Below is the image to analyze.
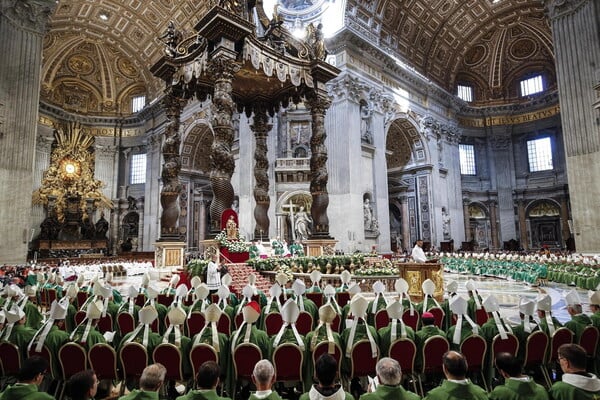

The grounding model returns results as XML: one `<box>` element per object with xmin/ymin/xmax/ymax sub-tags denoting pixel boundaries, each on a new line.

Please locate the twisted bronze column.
<box><xmin>306</xmin><ymin>94</ymin><xmax>332</xmax><ymax>238</ymax></box>
<box><xmin>207</xmin><ymin>57</ymin><xmax>240</xmax><ymax>233</ymax></box>
<box><xmin>250</xmin><ymin>104</ymin><xmax>272</xmax><ymax>238</ymax></box>
<box><xmin>160</xmin><ymin>93</ymin><xmax>187</xmax><ymax>240</ymax></box>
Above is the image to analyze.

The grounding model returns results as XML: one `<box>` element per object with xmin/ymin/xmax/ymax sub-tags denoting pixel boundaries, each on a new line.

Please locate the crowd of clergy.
<box><xmin>2</xmin><ymin>265</ymin><xmax>600</xmax><ymax>400</ymax></box>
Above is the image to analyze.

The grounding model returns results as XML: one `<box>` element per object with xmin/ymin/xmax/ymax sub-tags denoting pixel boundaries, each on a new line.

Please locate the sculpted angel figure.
<box><xmin>306</xmin><ymin>22</ymin><xmax>327</xmax><ymax>60</ymax></box>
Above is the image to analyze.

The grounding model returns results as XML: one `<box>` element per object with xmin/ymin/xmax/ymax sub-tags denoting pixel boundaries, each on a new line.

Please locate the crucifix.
<box><xmin>281</xmin><ymin>200</ymin><xmax>298</xmax><ymax>241</ymax></box>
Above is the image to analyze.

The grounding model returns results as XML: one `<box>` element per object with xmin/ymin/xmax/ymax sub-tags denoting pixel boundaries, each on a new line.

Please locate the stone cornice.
<box><xmin>0</xmin><ymin>0</ymin><xmax>56</xmax><ymax>34</ymax></box>
<box><xmin>543</xmin><ymin>0</ymin><xmax>589</xmax><ymax>20</ymax></box>
<box><xmin>458</xmin><ymin>90</ymin><xmax>560</xmax><ymax>117</ymax></box>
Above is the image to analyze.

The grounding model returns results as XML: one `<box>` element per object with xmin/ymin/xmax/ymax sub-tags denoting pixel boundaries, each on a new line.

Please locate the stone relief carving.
<box><xmin>0</xmin><ymin>0</ymin><xmax>56</xmax><ymax>34</ymax></box>
<box><xmin>543</xmin><ymin>0</ymin><xmax>588</xmax><ymax>19</ymax></box>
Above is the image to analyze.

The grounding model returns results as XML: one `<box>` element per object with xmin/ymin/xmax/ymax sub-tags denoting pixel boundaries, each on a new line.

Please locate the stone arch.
<box><xmin>385</xmin><ymin>116</ymin><xmax>430</xmax><ymax>171</ymax></box>
<box><xmin>468</xmin><ymin>202</ymin><xmax>491</xmax><ymax>250</ymax></box>
<box><xmin>277</xmin><ymin>190</ymin><xmax>312</xmax><ymax>243</ymax></box>
<box><xmin>526</xmin><ymin>199</ymin><xmax>562</xmax><ymax>248</ymax></box>
<box><xmin>181</xmin><ymin>122</ymin><xmax>213</xmax><ymax>173</ymax></box>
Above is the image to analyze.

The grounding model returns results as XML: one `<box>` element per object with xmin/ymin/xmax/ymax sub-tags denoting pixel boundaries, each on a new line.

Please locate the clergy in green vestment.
<box><xmin>143</xmin><ymin>283</ymin><xmax>168</xmax><ymax>335</ymax></box>
<box><xmin>465</xmin><ymin>279</ymin><xmax>484</xmax><ymax>323</ymax></box>
<box><xmin>119</xmin><ymin>305</ymin><xmax>163</xmax><ymax>360</ymax></box>
<box><xmin>69</xmin><ymin>299</ymin><xmax>106</xmax><ymax>350</ymax></box>
<box><xmin>378</xmin><ymin>300</ymin><xmax>415</xmax><ymax>358</ymax></box>
<box><xmin>367</xmin><ymin>281</ymin><xmax>389</xmax><ymax>326</ymax></box>
<box><xmin>307</xmin><ymin>270</ymin><xmax>323</xmax><ymax>294</ymax></box>
<box><xmin>550</xmin><ymin>343</ymin><xmax>600</xmax><ymax>400</ymax></box>
<box><xmin>118</xmin><ymin>363</ymin><xmax>166</xmax><ymax>400</ymax></box>
<box><xmin>4</xmin><ymin>284</ymin><xmax>43</xmax><ymax>330</ymax></box>
<box><xmin>247</xmin><ymin>273</ymin><xmax>268</xmax><ymax>307</ymax></box>
<box><xmin>341</xmin><ymin>294</ymin><xmax>380</xmax><ymax>378</ymax></box>
<box><xmin>563</xmin><ymin>290</ymin><xmax>592</xmax><ymax>342</ymax></box>
<box><xmin>511</xmin><ymin>298</ymin><xmax>539</xmax><ymax>361</ymax></box>
<box><xmin>191</xmin><ymin>304</ymin><xmax>230</xmax><ymax>389</ymax></box>
<box><xmin>0</xmin><ymin>356</ymin><xmax>54</xmax><ymax>400</ymax></box>
<box><xmin>249</xmin><ymin>360</ymin><xmax>283</xmax><ymax>400</ymax></box>
<box><xmin>446</xmin><ymin>295</ymin><xmax>479</xmax><ymax>351</ymax></box>
<box><xmin>162</xmin><ymin>305</ymin><xmax>192</xmax><ymax>377</ymax></box>
<box><xmin>536</xmin><ymin>294</ymin><xmax>561</xmax><ymax>338</ymax></box>
<box><xmin>176</xmin><ymin>360</ymin><xmax>232</xmax><ymax>400</ymax></box>
<box><xmin>423</xmin><ymin>351</ymin><xmax>487</xmax><ymax>400</ymax></box>
<box><xmin>359</xmin><ymin>357</ymin><xmax>420</xmax><ymax>400</ymax></box>
<box><xmin>28</xmin><ymin>298</ymin><xmax>70</xmax><ymax>378</ymax></box>
<box><xmin>260</xmin><ymin>283</ymin><xmax>283</xmax><ymax>331</ymax></box>
<box><xmin>292</xmin><ymin>279</ymin><xmax>318</xmax><ymax>326</ymax></box>
<box><xmin>489</xmin><ymin>352</ymin><xmax>548</xmax><ymax>400</ymax></box>
<box><xmin>1</xmin><ymin>304</ymin><xmax>36</xmax><ymax>361</ymax></box>
<box><xmin>414</xmin><ymin>312</ymin><xmax>445</xmax><ymax>370</ymax></box>
<box><xmin>300</xmin><ymin>353</ymin><xmax>354</xmax><ymax>400</ymax></box>
<box><xmin>271</xmin><ymin>298</ymin><xmax>306</xmax><ymax>349</ymax></box>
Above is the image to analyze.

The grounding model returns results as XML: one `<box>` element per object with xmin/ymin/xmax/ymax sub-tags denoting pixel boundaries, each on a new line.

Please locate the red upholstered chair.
<box><xmin>374</xmin><ymin>309</ymin><xmax>390</xmax><ymax>331</ymax></box>
<box><xmin>46</xmin><ymin>288</ymin><xmax>58</xmax><ymax>307</ymax></box>
<box><xmin>428</xmin><ymin>307</ymin><xmax>445</xmax><ymax>328</ymax></box>
<box><xmin>336</xmin><ymin>292</ymin><xmax>351</xmax><ymax>308</ymax></box>
<box><xmin>76</xmin><ymin>291</ymin><xmax>89</xmax><ymax>309</ymax></box>
<box><xmin>233</xmin><ymin>343</ymin><xmax>263</xmax><ymax>399</ymax></box>
<box><xmin>186</xmin><ymin>312</ymin><xmax>206</xmax><ymax>337</ymax></box>
<box><xmin>0</xmin><ymin>342</ymin><xmax>21</xmax><ymax>379</ymax></box>
<box><xmin>312</xmin><ymin>342</ymin><xmax>342</xmax><ymax>380</ymax></box>
<box><xmin>74</xmin><ymin>310</ymin><xmax>86</xmax><ymax>326</ymax></box>
<box><xmin>97</xmin><ymin>313</ymin><xmax>113</xmax><ymax>333</ymax></box>
<box><xmin>217</xmin><ymin>313</ymin><xmax>231</xmax><ymax>335</ymax></box>
<box><xmin>273</xmin><ymin>343</ymin><xmax>304</xmax><ymax>384</ymax></box>
<box><xmin>28</xmin><ymin>345</ymin><xmax>55</xmax><ymax>379</ymax></box>
<box><xmin>117</xmin><ymin>312</ymin><xmax>136</xmax><ymax>335</ymax></box>
<box><xmin>331</xmin><ymin>314</ymin><xmax>341</xmax><ymax>333</ymax></box>
<box><xmin>523</xmin><ymin>330</ymin><xmax>550</xmax><ymax>388</ymax></box>
<box><xmin>349</xmin><ymin>340</ymin><xmax>379</xmax><ymax>379</ymax></box>
<box><xmin>211</xmin><ymin>294</ymin><xmax>220</xmax><ymax>304</ymax></box>
<box><xmin>58</xmin><ymin>342</ymin><xmax>88</xmax><ymax>399</ymax></box>
<box><xmin>306</xmin><ymin>292</ymin><xmax>323</xmax><ymax>308</ymax></box>
<box><xmin>135</xmin><ymin>293</ymin><xmax>146</xmax><ymax>307</ymax></box>
<box><xmin>234</xmin><ymin>312</ymin><xmax>244</xmax><ymax>330</ymax></box>
<box><xmin>296</xmin><ymin>311</ymin><xmax>314</xmax><ymax>335</ymax></box>
<box><xmin>153</xmin><ymin>343</ymin><xmax>185</xmax><ymax>381</ymax></box>
<box><xmin>460</xmin><ymin>335</ymin><xmax>488</xmax><ymax>391</ymax></box>
<box><xmin>389</xmin><ymin>338</ymin><xmax>418</xmax><ymax>393</ymax></box>
<box><xmin>548</xmin><ymin>327</ymin><xmax>573</xmax><ymax>381</ymax></box>
<box><xmin>418</xmin><ymin>335</ymin><xmax>450</xmax><ymax>396</ymax></box>
<box><xmin>475</xmin><ymin>307</ymin><xmax>489</xmax><ymax>326</ymax></box>
<box><xmin>157</xmin><ymin>294</ymin><xmax>172</xmax><ymax>307</ymax></box>
<box><xmin>190</xmin><ymin>344</ymin><xmax>218</xmax><ymax>386</ymax></box>
<box><xmin>264</xmin><ymin>312</ymin><xmax>284</xmax><ymax>336</ymax></box>
<box><xmin>89</xmin><ymin>343</ymin><xmax>121</xmax><ymax>389</ymax></box>
<box><xmin>119</xmin><ymin>342</ymin><xmax>148</xmax><ymax>391</ymax></box>
<box><xmin>491</xmin><ymin>333</ymin><xmax>519</xmax><ymax>362</ymax></box>
<box><xmin>402</xmin><ymin>309</ymin><xmax>420</xmax><ymax>331</ymax></box>
<box><xmin>579</xmin><ymin>325</ymin><xmax>599</xmax><ymax>358</ymax></box>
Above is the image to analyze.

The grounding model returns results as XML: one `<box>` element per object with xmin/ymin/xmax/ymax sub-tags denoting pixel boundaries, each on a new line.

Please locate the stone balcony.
<box><xmin>274</xmin><ymin>157</ymin><xmax>310</xmax><ymax>183</ymax></box>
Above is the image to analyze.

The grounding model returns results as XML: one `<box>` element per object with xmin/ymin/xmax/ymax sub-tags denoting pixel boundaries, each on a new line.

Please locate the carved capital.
<box><xmin>207</xmin><ymin>57</ymin><xmax>241</xmax><ymax>81</ymax></box>
<box><xmin>35</xmin><ymin>134</ymin><xmax>54</xmax><ymax>152</ymax></box>
<box><xmin>0</xmin><ymin>0</ymin><xmax>56</xmax><ymax>34</ymax></box>
<box><xmin>544</xmin><ymin>0</ymin><xmax>588</xmax><ymax>19</ymax></box>
<box><xmin>305</xmin><ymin>94</ymin><xmax>332</xmax><ymax>115</ymax></box>
<box><xmin>327</xmin><ymin>75</ymin><xmax>370</xmax><ymax>102</ymax></box>
<box><xmin>95</xmin><ymin>144</ymin><xmax>118</xmax><ymax>158</ymax></box>
<box><xmin>419</xmin><ymin>115</ymin><xmax>440</xmax><ymax>141</ymax></box>
<box><xmin>490</xmin><ymin>133</ymin><xmax>512</xmax><ymax>150</ymax></box>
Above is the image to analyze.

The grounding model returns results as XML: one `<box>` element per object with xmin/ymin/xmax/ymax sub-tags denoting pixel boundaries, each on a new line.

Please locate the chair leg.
<box><xmin>480</xmin><ymin>370</ymin><xmax>489</xmax><ymax>392</ymax></box>
<box><xmin>417</xmin><ymin>374</ymin><xmax>424</xmax><ymax>397</ymax></box>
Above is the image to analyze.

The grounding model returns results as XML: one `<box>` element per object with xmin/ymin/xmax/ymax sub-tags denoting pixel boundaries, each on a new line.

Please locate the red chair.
<box><xmin>117</xmin><ymin>312</ymin><xmax>136</xmax><ymax>335</ymax></box>
<box><xmin>296</xmin><ymin>311</ymin><xmax>313</xmax><ymax>335</ymax></box>
<box><xmin>211</xmin><ymin>294</ymin><xmax>220</xmax><ymax>304</ymax></box>
<box><xmin>579</xmin><ymin>325</ymin><xmax>599</xmax><ymax>358</ymax></box>
<box><xmin>0</xmin><ymin>342</ymin><xmax>21</xmax><ymax>379</ymax></box>
<box><xmin>74</xmin><ymin>310</ymin><xmax>86</xmax><ymax>327</ymax></box>
<box><xmin>273</xmin><ymin>343</ymin><xmax>304</xmax><ymax>384</ymax></box>
<box><xmin>157</xmin><ymin>293</ymin><xmax>172</xmax><ymax>307</ymax></box>
<box><xmin>153</xmin><ymin>343</ymin><xmax>185</xmax><ymax>381</ymax></box>
<box><xmin>234</xmin><ymin>312</ymin><xmax>244</xmax><ymax>330</ymax></box>
<box><xmin>217</xmin><ymin>313</ymin><xmax>231</xmax><ymax>336</ymax></box>
<box><xmin>190</xmin><ymin>344</ymin><xmax>218</xmax><ymax>385</ymax></box>
<box><xmin>233</xmin><ymin>343</ymin><xmax>263</xmax><ymax>397</ymax></box>
<box><xmin>306</xmin><ymin>292</ymin><xmax>323</xmax><ymax>308</ymax></box>
<box><xmin>264</xmin><ymin>312</ymin><xmax>284</xmax><ymax>336</ymax></box>
<box><xmin>374</xmin><ymin>309</ymin><xmax>390</xmax><ymax>331</ymax></box>
<box><xmin>58</xmin><ymin>342</ymin><xmax>88</xmax><ymax>399</ymax></box>
<box><xmin>491</xmin><ymin>333</ymin><xmax>519</xmax><ymax>363</ymax></box>
<box><xmin>349</xmin><ymin>340</ymin><xmax>379</xmax><ymax>379</ymax></box>
<box><xmin>418</xmin><ymin>335</ymin><xmax>450</xmax><ymax>396</ymax></box>
<box><xmin>475</xmin><ymin>307</ymin><xmax>488</xmax><ymax>326</ymax></box>
<box><xmin>186</xmin><ymin>312</ymin><xmax>206</xmax><ymax>337</ymax></box>
<box><xmin>331</xmin><ymin>314</ymin><xmax>341</xmax><ymax>333</ymax></box>
<box><xmin>46</xmin><ymin>288</ymin><xmax>58</xmax><ymax>307</ymax></box>
<box><xmin>336</xmin><ymin>292</ymin><xmax>350</xmax><ymax>307</ymax></box>
<box><xmin>428</xmin><ymin>307</ymin><xmax>445</xmax><ymax>328</ymax></box>
<box><xmin>402</xmin><ymin>309</ymin><xmax>420</xmax><ymax>331</ymax></box>
<box><xmin>523</xmin><ymin>330</ymin><xmax>550</xmax><ymax>387</ymax></box>
<box><xmin>28</xmin><ymin>345</ymin><xmax>55</xmax><ymax>379</ymax></box>
<box><xmin>548</xmin><ymin>327</ymin><xmax>574</xmax><ymax>380</ymax></box>
<box><xmin>97</xmin><ymin>314</ymin><xmax>113</xmax><ymax>333</ymax></box>
<box><xmin>460</xmin><ymin>335</ymin><xmax>488</xmax><ymax>391</ymax></box>
<box><xmin>312</xmin><ymin>341</ymin><xmax>342</xmax><ymax>380</ymax></box>
<box><xmin>76</xmin><ymin>291</ymin><xmax>89</xmax><ymax>309</ymax></box>
<box><xmin>88</xmin><ymin>343</ymin><xmax>121</xmax><ymax>386</ymax></box>
<box><xmin>135</xmin><ymin>293</ymin><xmax>146</xmax><ymax>307</ymax></box>
<box><xmin>389</xmin><ymin>338</ymin><xmax>418</xmax><ymax>393</ymax></box>
<box><xmin>119</xmin><ymin>342</ymin><xmax>148</xmax><ymax>392</ymax></box>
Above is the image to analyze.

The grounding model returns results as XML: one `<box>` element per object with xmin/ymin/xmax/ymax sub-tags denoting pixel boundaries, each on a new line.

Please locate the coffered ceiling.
<box><xmin>41</xmin><ymin>0</ymin><xmax>555</xmax><ymax>116</ymax></box>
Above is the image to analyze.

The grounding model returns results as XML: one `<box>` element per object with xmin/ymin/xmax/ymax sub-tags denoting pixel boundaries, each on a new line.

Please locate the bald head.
<box><xmin>443</xmin><ymin>351</ymin><xmax>467</xmax><ymax>380</ymax></box>
<box><xmin>252</xmin><ymin>360</ymin><xmax>275</xmax><ymax>389</ymax></box>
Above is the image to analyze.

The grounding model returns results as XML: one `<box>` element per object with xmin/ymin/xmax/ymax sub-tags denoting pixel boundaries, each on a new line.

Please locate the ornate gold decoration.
<box><xmin>32</xmin><ymin>122</ymin><xmax>112</xmax><ymax>222</ymax></box>
<box><xmin>529</xmin><ymin>200</ymin><xmax>560</xmax><ymax>217</ymax></box>
<box><xmin>458</xmin><ymin>104</ymin><xmax>561</xmax><ymax>128</ymax></box>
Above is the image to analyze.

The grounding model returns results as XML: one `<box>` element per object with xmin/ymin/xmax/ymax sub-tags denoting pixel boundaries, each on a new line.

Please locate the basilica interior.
<box><xmin>1</xmin><ymin>0</ymin><xmax>599</xmax><ymax>263</ymax></box>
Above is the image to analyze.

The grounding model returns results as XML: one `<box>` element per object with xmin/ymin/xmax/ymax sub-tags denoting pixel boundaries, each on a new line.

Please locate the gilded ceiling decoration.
<box><xmin>42</xmin><ymin>0</ymin><xmax>556</xmax><ymax>116</ymax></box>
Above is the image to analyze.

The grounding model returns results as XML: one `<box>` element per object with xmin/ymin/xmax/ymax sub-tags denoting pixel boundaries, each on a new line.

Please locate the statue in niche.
<box><xmin>306</xmin><ymin>22</ymin><xmax>327</xmax><ymax>60</ymax></box>
<box><xmin>127</xmin><ymin>196</ymin><xmax>138</xmax><ymax>210</ymax></box>
<box><xmin>442</xmin><ymin>207</ymin><xmax>451</xmax><ymax>240</ymax></box>
<box><xmin>364</xmin><ymin>198</ymin><xmax>379</xmax><ymax>234</ymax></box>
<box><xmin>226</xmin><ymin>215</ymin><xmax>239</xmax><ymax>240</ymax></box>
<box><xmin>39</xmin><ymin>213</ymin><xmax>61</xmax><ymax>240</ymax></box>
<box><xmin>360</xmin><ymin>101</ymin><xmax>374</xmax><ymax>144</ymax></box>
<box><xmin>95</xmin><ymin>212</ymin><xmax>109</xmax><ymax>240</ymax></box>
<box><xmin>294</xmin><ymin>206</ymin><xmax>312</xmax><ymax>241</ymax></box>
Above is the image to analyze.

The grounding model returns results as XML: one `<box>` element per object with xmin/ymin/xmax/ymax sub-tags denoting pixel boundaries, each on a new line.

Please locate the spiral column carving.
<box><xmin>306</xmin><ymin>94</ymin><xmax>332</xmax><ymax>238</ymax></box>
<box><xmin>207</xmin><ymin>57</ymin><xmax>240</xmax><ymax>233</ymax></box>
<box><xmin>250</xmin><ymin>104</ymin><xmax>272</xmax><ymax>238</ymax></box>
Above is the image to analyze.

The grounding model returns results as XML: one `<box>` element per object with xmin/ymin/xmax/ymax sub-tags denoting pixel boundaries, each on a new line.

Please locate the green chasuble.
<box><xmin>118</xmin><ymin>389</ymin><xmax>160</xmax><ymax>400</ymax></box>
<box><xmin>377</xmin><ymin>324</ymin><xmax>416</xmax><ymax>358</ymax></box>
<box><xmin>424</xmin><ymin>380</ymin><xmax>487</xmax><ymax>400</ymax></box>
<box><xmin>190</xmin><ymin>328</ymin><xmax>230</xmax><ymax>375</ymax></box>
<box><xmin>415</xmin><ymin>326</ymin><xmax>445</xmax><ymax>370</ymax></box>
<box><xmin>549</xmin><ymin>373</ymin><xmax>600</xmax><ymax>400</ymax></box>
<box><xmin>5</xmin><ymin>324</ymin><xmax>36</xmax><ymax>361</ymax></box>
<box><xmin>29</xmin><ymin>324</ymin><xmax>70</xmax><ymax>378</ymax></box>
<box><xmin>176</xmin><ymin>389</ymin><xmax>232</xmax><ymax>400</ymax></box>
<box><xmin>69</xmin><ymin>322</ymin><xmax>106</xmax><ymax>350</ymax></box>
<box><xmin>303</xmin><ymin>328</ymin><xmax>343</xmax><ymax>391</ymax></box>
<box><xmin>340</xmin><ymin>322</ymin><xmax>379</xmax><ymax>377</ymax></box>
<box><xmin>446</xmin><ymin>320</ymin><xmax>479</xmax><ymax>350</ymax></box>
<box><xmin>249</xmin><ymin>391</ymin><xmax>284</xmax><ymax>400</ymax></box>
<box><xmin>359</xmin><ymin>384</ymin><xmax>420</xmax><ymax>400</ymax></box>
<box><xmin>489</xmin><ymin>377</ymin><xmax>549</xmax><ymax>400</ymax></box>
<box><xmin>299</xmin><ymin>385</ymin><xmax>354</xmax><ymax>400</ymax></box>
<box><xmin>564</xmin><ymin>313</ymin><xmax>593</xmax><ymax>342</ymax></box>
<box><xmin>118</xmin><ymin>328</ymin><xmax>162</xmax><ymax>360</ymax></box>
<box><xmin>0</xmin><ymin>383</ymin><xmax>54</xmax><ymax>400</ymax></box>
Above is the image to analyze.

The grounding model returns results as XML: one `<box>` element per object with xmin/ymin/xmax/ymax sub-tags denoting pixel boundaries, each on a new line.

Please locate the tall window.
<box><xmin>520</xmin><ymin>75</ymin><xmax>544</xmax><ymax>96</ymax></box>
<box><xmin>459</xmin><ymin>144</ymin><xmax>476</xmax><ymax>175</ymax></box>
<box><xmin>130</xmin><ymin>153</ymin><xmax>147</xmax><ymax>184</ymax></box>
<box><xmin>457</xmin><ymin>85</ymin><xmax>473</xmax><ymax>102</ymax></box>
<box><xmin>527</xmin><ymin>137</ymin><xmax>553</xmax><ymax>172</ymax></box>
<box><xmin>132</xmin><ymin>95</ymin><xmax>146</xmax><ymax>113</ymax></box>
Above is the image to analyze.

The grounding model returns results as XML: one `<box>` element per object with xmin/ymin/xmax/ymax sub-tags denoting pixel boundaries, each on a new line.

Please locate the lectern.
<box><xmin>396</xmin><ymin>262</ymin><xmax>444</xmax><ymax>301</ymax></box>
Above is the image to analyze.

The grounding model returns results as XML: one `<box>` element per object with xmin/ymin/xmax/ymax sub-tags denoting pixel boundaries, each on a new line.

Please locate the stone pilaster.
<box><xmin>488</xmin><ymin>201</ymin><xmax>499</xmax><ymax>250</ymax></box>
<box><xmin>517</xmin><ymin>200</ymin><xmax>528</xmax><ymax>250</ymax></box>
<box><xmin>305</xmin><ymin>93</ymin><xmax>332</xmax><ymax>238</ymax></box>
<box><xmin>544</xmin><ymin>0</ymin><xmax>600</xmax><ymax>252</ymax></box>
<box><xmin>250</xmin><ymin>104</ymin><xmax>272</xmax><ymax>238</ymax></box>
<box><xmin>463</xmin><ymin>199</ymin><xmax>471</xmax><ymax>242</ymax></box>
<box><xmin>0</xmin><ymin>0</ymin><xmax>56</xmax><ymax>262</ymax></box>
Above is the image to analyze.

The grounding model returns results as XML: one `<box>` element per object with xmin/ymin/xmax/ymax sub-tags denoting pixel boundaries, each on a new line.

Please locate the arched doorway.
<box><xmin>468</xmin><ymin>203</ymin><xmax>490</xmax><ymax>250</ymax></box>
<box><xmin>527</xmin><ymin>199</ymin><xmax>561</xmax><ymax>249</ymax></box>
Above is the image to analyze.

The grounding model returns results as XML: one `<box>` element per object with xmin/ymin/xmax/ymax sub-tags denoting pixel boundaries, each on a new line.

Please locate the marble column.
<box><xmin>559</xmin><ymin>195</ymin><xmax>571</xmax><ymax>246</ymax></box>
<box><xmin>0</xmin><ymin>0</ymin><xmax>56</xmax><ymax>262</ymax></box>
<box><xmin>305</xmin><ymin>94</ymin><xmax>332</xmax><ymax>238</ymax></box>
<box><xmin>250</xmin><ymin>104</ymin><xmax>272</xmax><ymax>238</ymax></box>
<box><xmin>32</xmin><ymin>134</ymin><xmax>54</xmax><ymax>232</ymax></box>
<box><xmin>544</xmin><ymin>0</ymin><xmax>600</xmax><ymax>252</ymax></box>
<box><xmin>400</xmin><ymin>196</ymin><xmax>410</xmax><ymax>253</ymax></box>
<box><xmin>517</xmin><ymin>200</ymin><xmax>528</xmax><ymax>250</ymax></box>
<box><xmin>488</xmin><ymin>201</ymin><xmax>499</xmax><ymax>249</ymax></box>
<box><xmin>207</xmin><ymin>57</ymin><xmax>240</xmax><ymax>233</ymax></box>
<box><xmin>463</xmin><ymin>199</ymin><xmax>471</xmax><ymax>242</ymax></box>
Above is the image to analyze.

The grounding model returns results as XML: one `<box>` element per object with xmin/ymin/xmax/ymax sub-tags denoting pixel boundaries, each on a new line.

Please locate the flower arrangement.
<box><xmin>214</xmin><ymin>230</ymin><xmax>249</xmax><ymax>253</ymax></box>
